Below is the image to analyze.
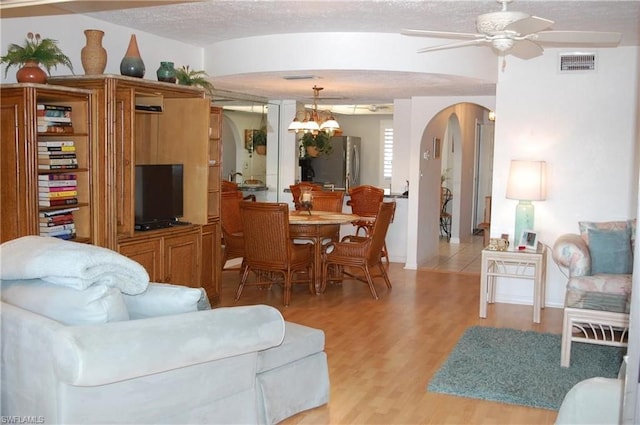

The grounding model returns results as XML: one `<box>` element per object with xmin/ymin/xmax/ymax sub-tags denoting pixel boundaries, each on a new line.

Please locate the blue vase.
<box><xmin>120</xmin><ymin>34</ymin><xmax>145</xmax><ymax>78</ymax></box>
<box><xmin>156</xmin><ymin>61</ymin><xmax>177</xmax><ymax>83</ymax></box>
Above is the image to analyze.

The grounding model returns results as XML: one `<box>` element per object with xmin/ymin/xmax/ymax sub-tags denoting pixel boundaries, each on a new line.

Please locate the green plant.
<box><xmin>301</xmin><ymin>132</ymin><xmax>333</xmax><ymax>157</ymax></box>
<box><xmin>175</xmin><ymin>65</ymin><xmax>214</xmax><ymax>96</ymax></box>
<box><xmin>1</xmin><ymin>32</ymin><xmax>74</xmax><ymax>78</ymax></box>
<box><xmin>252</xmin><ymin>129</ymin><xmax>267</xmax><ymax>147</ymax></box>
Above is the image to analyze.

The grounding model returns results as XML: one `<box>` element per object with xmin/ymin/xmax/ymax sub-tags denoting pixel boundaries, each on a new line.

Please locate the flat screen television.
<box><xmin>135</xmin><ymin>164</ymin><xmax>184</xmax><ymax>226</ymax></box>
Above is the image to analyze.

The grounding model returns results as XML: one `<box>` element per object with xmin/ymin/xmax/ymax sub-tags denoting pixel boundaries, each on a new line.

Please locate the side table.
<box><xmin>479</xmin><ymin>242</ymin><xmax>547</xmax><ymax>323</ymax></box>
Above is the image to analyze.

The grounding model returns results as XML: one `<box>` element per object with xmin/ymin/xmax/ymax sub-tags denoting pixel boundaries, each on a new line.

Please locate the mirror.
<box><xmin>211</xmin><ymin>90</ymin><xmax>272</xmax><ymax>189</ymax></box>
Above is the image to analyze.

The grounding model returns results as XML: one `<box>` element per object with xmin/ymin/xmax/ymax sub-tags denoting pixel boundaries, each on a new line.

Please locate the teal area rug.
<box><xmin>427</xmin><ymin>326</ymin><xmax>624</xmax><ymax>410</ymax></box>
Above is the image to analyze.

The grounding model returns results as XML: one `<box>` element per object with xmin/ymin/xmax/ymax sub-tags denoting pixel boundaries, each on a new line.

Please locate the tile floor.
<box><xmin>420</xmin><ymin>235</ymin><xmax>485</xmax><ymax>274</ymax></box>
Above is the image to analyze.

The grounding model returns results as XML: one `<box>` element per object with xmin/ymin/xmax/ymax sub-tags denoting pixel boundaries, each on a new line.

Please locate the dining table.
<box><xmin>288</xmin><ymin>210</ymin><xmax>360</xmax><ymax>294</ymax></box>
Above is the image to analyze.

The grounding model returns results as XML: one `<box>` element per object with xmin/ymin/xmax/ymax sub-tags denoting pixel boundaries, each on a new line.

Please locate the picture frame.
<box><xmin>433</xmin><ymin>137</ymin><xmax>441</xmax><ymax>159</ymax></box>
<box><xmin>519</xmin><ymin>229</ymin><xmax>538</xmax><ymax>250</ymax></box>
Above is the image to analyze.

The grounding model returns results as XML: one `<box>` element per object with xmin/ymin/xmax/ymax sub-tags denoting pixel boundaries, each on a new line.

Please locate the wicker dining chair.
<box><xmin>347</xmin><ymin>185</ymin><xmax>390</xmax><ymax>264</ymax></box>
<box><xmin>222</xmin><ymin>179</ymin><xmax>256</xmax><ymax>201</ymax></box>
<box><xmin>321</xmin><ymin>201</ymin><xmax>396</xmax><ymax>299</ymax></box>
<box><xmin>238</xmin><ymin>201</ymin><xmax>314</xmax><ymax>306</ymax></box>
<box><xmin>289</xmin><ymin>182</ymin><xmax>323</xmax><ymax>210</ymax></box>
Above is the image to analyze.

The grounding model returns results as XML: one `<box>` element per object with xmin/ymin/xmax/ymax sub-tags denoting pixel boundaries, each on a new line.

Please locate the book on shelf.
<box><xmin>38</xmin><ymin>145</ymin><xmax>76</xmax><ymax>152</ymax></box>
<box><xmin>39</xmin><ymin>222</ymin><xmax>76</xmax><ymax>232</ymax></box>
<box><xmin>38</xmin><ymin>207</ymin><xmax>80</xmax><ymax>217</ymax></box>
<box><xmin>49</xmin><ymin>233</ymin><xmax>76</xmax><ymax>241</ymax></box>
<box><xmin>37</xmin><ymin>158</ymin><xmax>78</xmax><ymax>165</ymax></box>
<box><xmin>37</xmin><ymin>140</ymin><xmax>74</xmax><ymax>147</ymax></box>
<box><xmin>38</xmin><ymin>190</ymin><xmax>78</xmax><ymax>198</ymax></box>
<box><xmin>38</xmin><ymin>198</ymin><xmax>78</xmax><ymax>207</ymax></box>
<box><xmin>39</xmin><ymin>214</ymin><xmax>74</xmax><ymax>225</ymax></box>
<box><xmin>37</xmin><ymin>153</ymin><xmax>77</xmax><ymax>159</ymax></box>
<box><xmin>37</xmin><ymin>104</ymin><xmax>72</xmax><ymax>112</ymax></box>
<box><xmin>38</xmin><ymin>164</ymin><xmax>79</xmax><ymax>170</ymax></box>
<box><xmin>38</xmin><ymin>125</ymin><xmax>74</xmax><ymax>134</ymax></box>
<box><xmin>37</xmin><ymin>109</ymin><xmax>71</xmax><ymax>119</ymax></box>
<box><xmin>38</xmin><ymin>173</ymin><xmax>77</xmax><ymax>181</ymax></box>
<box><xmin>38</xmin><ymin>179</ymin><xmax>77</xmax><ymax>187</ymax></box>
<box><xmin>37</xmin><ymin>116</ymin><xmax>72</xmax><ymax>123</ymax></box>
<box><xmin>40</xmin><ymin>228</ymin><xmax>76</xmax><ymax>238</ymax></box>
<box><xmin>38</xmin><ymin>185</ymin><xmax>78</xmax><ymax>192</ymax></box>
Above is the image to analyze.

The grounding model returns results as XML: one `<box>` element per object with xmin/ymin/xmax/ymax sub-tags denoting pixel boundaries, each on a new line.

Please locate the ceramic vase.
<box><xmin>16</xmin><ymin>61</ymin><xmax>47</xmax><ymax>84</ymax></box>
<box><xmin>120</xmin><ymin>34</ymin><xmax>145</xmax><ymax>78</ymax></box>
<box><xmin>156</xmin><ymin>61</ymin><xmax>177</xmax><ymax>83</ymax></box>
<box><xmin>81</xmin><ymin>29</ymin><xmax>107</xmax><ymax>75</ymax></box>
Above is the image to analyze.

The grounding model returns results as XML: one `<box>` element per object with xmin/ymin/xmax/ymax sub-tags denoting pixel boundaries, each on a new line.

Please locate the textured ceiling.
<box><xmin>5</xmin><ymin>0</ymin><xmax>640</xmax><ymax>109</ymax></box>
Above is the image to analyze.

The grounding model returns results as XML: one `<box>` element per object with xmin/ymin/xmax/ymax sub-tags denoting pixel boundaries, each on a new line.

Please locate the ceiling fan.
<box><xmin>402</xmin><ymin>0</ymin><xmax>622</xmax><ymax>60</ymax></box>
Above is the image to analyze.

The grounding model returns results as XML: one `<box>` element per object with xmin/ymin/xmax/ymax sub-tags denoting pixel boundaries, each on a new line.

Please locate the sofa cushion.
<box><xmin>257</xmin><ymin>322</ymin><xmax>325</xmax><ymax>374</ymax></box>
<box><xmin>0</xmin><ymin>278</ymin><xmax>129</xmax><ymax>325</ymax></box>
<box><xmin>566</xmin><ymin>274</ymin><xmax>632</xmax><ymax>312</ymax></box>
<box><xmin>578</xmin><ymin>221</ymin><xmax>629</xmax><ymax>245</ymax></box>
<box><xmin>122</xmin><ymin>282</ymin><xmax>210</xmax><ymax>319</ymax></box>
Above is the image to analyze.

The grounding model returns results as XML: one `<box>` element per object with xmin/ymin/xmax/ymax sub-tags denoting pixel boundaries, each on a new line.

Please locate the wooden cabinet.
<box><xmin>118</xmin><ymin>226</ymin><xmax>201</xmax><ymax>287</ymax></box>
<box><xmin>0</xmin><ymin>84</ymin><xmax>94</xmax><ymax>244</ymax></box>
<box><xmin>50</xmin><ymin>76</ymin><xmax>221</xmax><ymax>303</ymax></box>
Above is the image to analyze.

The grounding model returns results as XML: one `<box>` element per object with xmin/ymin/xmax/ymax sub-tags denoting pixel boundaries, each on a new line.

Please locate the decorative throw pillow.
<box><xmin>0</xmin><ymin>279</ymin><xmax>129</xmax><ymax>325</ymax></box>
<box><xmin>579</xmin><ymin>221</ymin><xmax>629</xmax><ymax>245</ymax></box>
<box><xmin>123</xmin><ymin>282</ymin><xmax>210</xmax><ymax>319</ymax></box>
<box><xmin>588</xmin><ymin>228</ymin><xmax>633</xmax><ymax>274</ymax></box>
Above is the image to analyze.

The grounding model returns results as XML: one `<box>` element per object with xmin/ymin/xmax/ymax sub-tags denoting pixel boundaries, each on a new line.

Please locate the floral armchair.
<box><xmin>552</xmin><ymin>220</ymin><xmax>635</xmax><ymax>367</ymax></box>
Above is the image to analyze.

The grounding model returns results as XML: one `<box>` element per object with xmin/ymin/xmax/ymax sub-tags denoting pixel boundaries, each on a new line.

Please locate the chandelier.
<box><xmin>288</xmin><ymin>85</ymin><xmax>340</xmax><ymax>134</ymax></box>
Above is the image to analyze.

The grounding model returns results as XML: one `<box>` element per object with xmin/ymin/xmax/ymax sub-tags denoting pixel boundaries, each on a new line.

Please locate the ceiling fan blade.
<box><xmin>402</xmin><ymin>29</ymin><xmax>483</xmax><ymax>40</ymax></box>
<box><xmin>507</xmin><ymin>39</ymin><xmax>544</xmax><ymax>59</ymax></box>
<box><xmin>417</xmin><ymin>39</ymin><xmax>488</xmax><ymax>54</ymax></box>
<box><xmin>533</xmin><ymin>30</ymin><xmax>622</xmax><ymax>46</ymax></box>
<box><xmin>505</xmin><ymin>16</ymin><xmax>554</xmax><ymax>36</ymax></box>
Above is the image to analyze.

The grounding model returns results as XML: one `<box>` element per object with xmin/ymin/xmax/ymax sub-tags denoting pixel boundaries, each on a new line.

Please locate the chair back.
<box><xmin>366</xmin><ymin>201</ymin><xmax>396</xmax><ymax>264</ymax></box>
<box><xmin>311</xmin><ymin>191</ymin><xmax>345</xmax><ymax>213</ymax></box>
<box><xmin>221</xmin><ymin>191</ymin><xmax>244</xmax><ymax>235</ymax></box>
<box><xmin>240</xmin><ymin>201</ymin><xmax>292</xmax><ymax>269</ymax></box>
<box><xmin>441</xmin><ymin>187</ymin><xmax>452</xmax><ymax>215</ymax></box>
<box><xmin>290</xmin><ymin>182</ymin><xmax>323</xmax><ymax>210</ymax></box>
<box><xmin>348</xmin><ymin>185</ymin><xmax>384</xmax><ymax>218</ymax></box>
<box><xmin>222</xmin><ymin>180</ymin><xmax>240</xmax><ymax>192</ymax></box>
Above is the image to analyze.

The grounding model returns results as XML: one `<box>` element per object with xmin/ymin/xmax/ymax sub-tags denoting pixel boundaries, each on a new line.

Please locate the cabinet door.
<box><xmin>118</xmin><ymin>238</ymin><xmax>162</xmax><ymax>282</ymax></box>
<box><xmin>201</xmin><ymin>222</ymin><xmax>221</xmax><ymax>304</ymax></box>
<box><xmin>164</xmin><ymin>229</ymin><xmax>201</xmax><ymax>287</ymax></box>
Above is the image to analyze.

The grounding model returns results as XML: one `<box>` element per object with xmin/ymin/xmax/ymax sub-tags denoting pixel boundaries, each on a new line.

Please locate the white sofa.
<box><xmin>0</xmin><ymin>236</ymin><xmax>329</xmax><ymax>424</ymax></box>
<box><xmin>1</xmin><ymin>297</ymin><xmax>330</xmax><ymax>425</ymax></box>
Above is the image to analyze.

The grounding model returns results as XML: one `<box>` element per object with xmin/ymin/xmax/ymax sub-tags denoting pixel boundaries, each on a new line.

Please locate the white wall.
<box><xmin>1</xmin><ymin>15</ymin><xmax>202</xmax><ymax>83</ymax></box>
<box><xmin>492</xmin><ymin>46</ymin><xmax>639</xmax><ymax>308</ymax></box>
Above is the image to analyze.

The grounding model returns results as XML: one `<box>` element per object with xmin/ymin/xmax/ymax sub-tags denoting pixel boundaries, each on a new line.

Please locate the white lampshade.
<box><xmin>288</xmin><ymin>118</ymin><xmax>304</xmax><ymax>132</ymax></box>
<box><xmin>320</xmin><ymin>118</ymin><xmax>340</xmax><ymax>131</ymax></box>
<box><xmin>506</xmin><ymin>160</ymin><xmax>547</xmax><ymax>201</ymax></box>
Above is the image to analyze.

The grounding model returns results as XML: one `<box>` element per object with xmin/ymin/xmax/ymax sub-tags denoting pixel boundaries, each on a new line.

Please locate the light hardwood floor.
<box><xmin>218</xmin><ymin>237</ymin><xmax>564</xmax><ymax>424</ymax></box>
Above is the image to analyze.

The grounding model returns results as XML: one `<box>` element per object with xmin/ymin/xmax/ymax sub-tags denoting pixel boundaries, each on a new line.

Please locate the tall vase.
<box><xmin>120</xmin><ymin>34</ymin><xmax>145</xmax><ymax>78</ymax></box>
<box><xmin>16</xmin><ymin>61</ymin><xmax>47</xmax><ymax>84</ymax></box>
<box><xmin>81</xmin><ymin>29</ymin><xmax>107</xmax><ymax>75</ymax></box>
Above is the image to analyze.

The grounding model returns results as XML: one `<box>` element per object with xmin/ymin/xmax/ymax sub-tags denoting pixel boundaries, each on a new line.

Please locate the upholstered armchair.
<box><xmin>552</xmin><ymin>220</ymin><xmax>634</xmax><ymax>367</ymax></box>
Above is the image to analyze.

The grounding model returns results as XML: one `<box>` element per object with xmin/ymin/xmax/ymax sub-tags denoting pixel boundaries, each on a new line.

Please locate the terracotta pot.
<box><xmin>16</xmin><ymin>61</ymin><xmax>47</xmax><ymax>84</ymax></box>
<box><xmin>306</xmin><ymin>146</ymin><xmax>319</xmax><ymax>157</ymax></box>
<box><xmin>81</xmin><ymin>29</ymin><xmax>107</xmax><ymax>75</ymax></box>
<box><xmin>255</xmin><ymin>145</ymin><xmax>266</xmax><ymax>155</ymax></box>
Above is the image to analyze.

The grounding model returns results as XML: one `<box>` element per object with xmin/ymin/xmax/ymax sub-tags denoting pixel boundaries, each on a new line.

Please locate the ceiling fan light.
<box><xmin>492</xmin><ymin>38</ymin><xmax>515</xmax><ymax>51</ymax></box>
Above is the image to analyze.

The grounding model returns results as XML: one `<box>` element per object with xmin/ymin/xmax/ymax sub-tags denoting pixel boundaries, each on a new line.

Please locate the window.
<box><xmin>382</xmin><ymin>124</ymin><xmax>393</xmax><ymax>181</ymax></box>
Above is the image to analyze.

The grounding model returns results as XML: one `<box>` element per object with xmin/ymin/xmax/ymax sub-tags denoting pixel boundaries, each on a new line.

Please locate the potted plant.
<box><xmin>252</xmin><ymin>129</ymin><xmax>267</xmax><ymax>155</ymax></box>
<box><xmin>176</xmin><ymin>65</ymin><xmax>214</xmax><ymax>96</ymax></box>
<box><xmin>1</xmin><ymin>32</ymin><xmax>74</xmax><ymax>83</ymax></box>
<box><xmin>301</xmin><ymin>132</ymin><xmax>333</xmax><ymax>158</ymax></box>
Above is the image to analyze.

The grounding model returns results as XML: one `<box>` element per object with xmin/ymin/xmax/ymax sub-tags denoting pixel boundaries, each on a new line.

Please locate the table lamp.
<box><xmin>506</xmin><ymin>160</ymin><xmax>547</xmax><ymax>245</ymax></box>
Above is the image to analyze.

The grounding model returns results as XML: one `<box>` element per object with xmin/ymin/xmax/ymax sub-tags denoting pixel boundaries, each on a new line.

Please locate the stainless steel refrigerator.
<box><xmin>310</xmin><ymin>136</ymin><xmax>361</xmax><ymax>190</ymax></box>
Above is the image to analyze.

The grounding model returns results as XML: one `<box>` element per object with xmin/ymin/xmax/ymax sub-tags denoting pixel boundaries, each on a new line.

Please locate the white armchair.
<box><xmin>552</xmin><ymin>220</ymin><xmax>634</xmax><ymax>367</ymax></box>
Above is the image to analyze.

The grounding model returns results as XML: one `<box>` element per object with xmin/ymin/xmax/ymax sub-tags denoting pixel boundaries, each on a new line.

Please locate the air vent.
<box><xmin>559</xmin><ymin>53</ymin><xmax>596</xmax><ymax>72</ymax></box>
